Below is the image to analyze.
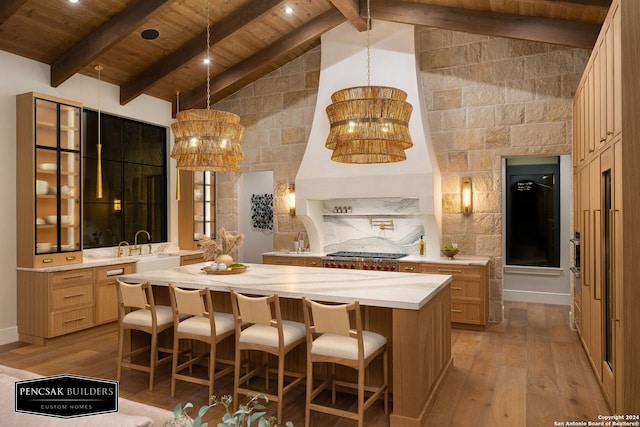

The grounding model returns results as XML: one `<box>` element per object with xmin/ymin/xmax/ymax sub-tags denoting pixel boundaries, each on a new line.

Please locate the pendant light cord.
<box><xmin>206</xmin><ymin>0</ymin><xmax>211</xmax><ymax>110</ymax></box>
<box><xmin>366</xmin><ymin>0</ymin><xmax>371</xmax><ymax>87</ymax></box>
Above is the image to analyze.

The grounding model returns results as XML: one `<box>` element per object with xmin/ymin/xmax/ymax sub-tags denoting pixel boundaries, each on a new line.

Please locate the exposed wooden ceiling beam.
<box><xmin>370</xmin><ymin>0</ymin><xmax>601</xmax><ymax>49</ymax></box>
<box><xmin>178</xmin><ymin>8</ymin><xmax>345</xmax><ymax>112</ymax></box>
<box><xmin>0</xmin><ymin>0</ymin><xmax>27</xmax><ymax>26</ymax></box>
<box><xmin>50</xmin><ymin>0</ymin><xmax>176</xmax><ymax>88</ymax></box>
<box><xmin>548</xmin><ymin>0</ymin><xmax>611</xmax><ymax>6</ymax></box>
<box><xmin>120</xmin><ymin>0</ymin><xmax>287</xmax><ymax>105</ymax></box>
<box><xmin>329</xmin><ymin>0</ymin><xmax>367</xmax><ymax>31</ymax></box>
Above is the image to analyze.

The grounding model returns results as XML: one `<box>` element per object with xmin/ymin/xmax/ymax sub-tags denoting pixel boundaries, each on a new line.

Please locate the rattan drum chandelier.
<box><xmin>170</xmin><ymin>0</ymin><xmax>244</xmax><ymax>172</ymax></box>
<box><xmin>325</xmin><ymin>0</ymin><xmax>413</xmax><ymax>164</ymax></box>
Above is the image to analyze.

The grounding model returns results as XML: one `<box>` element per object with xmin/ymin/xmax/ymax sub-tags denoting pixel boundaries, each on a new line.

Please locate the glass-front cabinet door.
<box><xmin>18</xmin><ymin>93</ymin><xmax>83</xmax><ymax>267</ymax></box>
<box><xmin>193</xmin><ymin>171</ymin><xmax>215</xmax><ymax>241</ymax></box>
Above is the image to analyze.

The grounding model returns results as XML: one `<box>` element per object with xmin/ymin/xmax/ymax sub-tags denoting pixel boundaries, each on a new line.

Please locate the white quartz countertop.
<box><xmin>262</xmin><ymin>251</ymin><xmax>490</xmax><ymax>266</ymax></box>
<box><xmin>119</xmin><ymin>262</ymin><xmax>452</xmax><ymax>310</ymax></box>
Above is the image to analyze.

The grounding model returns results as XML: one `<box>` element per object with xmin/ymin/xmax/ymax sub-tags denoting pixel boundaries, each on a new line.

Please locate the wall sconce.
<box><xmin>461</xmin><ymin>177</ymin><xmax>472</xmax><ymax>215</ymax></box>
<box><xmin>289</xmin><ymin>184</ymin><xmax>296</xmax><ymax>216</ymax></box>
<box><xmin>113</xmin><ymin>198</ymin><xmax>121</xmax><ymax>212</ymax></box>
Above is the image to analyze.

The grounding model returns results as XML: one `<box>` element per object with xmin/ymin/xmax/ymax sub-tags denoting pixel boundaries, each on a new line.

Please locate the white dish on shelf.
<box><xmin>39</xmin><ymin>163</ymin><xmax>57</xmax><ymax>171</ymax></box>
<box><xmin>46</xmin><ymin>215</ymin><xmax>57</xmax><ymax>224</ymax></box>
<box><xmin>36</xmin><ymin>243</ymin><xmax>52</xmax><ymax>251</ymax></box>
<box><xmin>61</xmin><ymin>244</ymin><xmax>76</xmax><ymax>250</ymax></box>
<box><xmin>36</xmin><ymin>180</ymin><xmax>48</xmax><ymax>195</ymax></box>
<box><xmin>60</xmin><ymin>185</ymin><xmax>73</xmax><ymax>196</ymax></box>
<box><xmin>36</xmin><ymin>217</ymin><xmax>45</xmax><ymax>225</ymax></box>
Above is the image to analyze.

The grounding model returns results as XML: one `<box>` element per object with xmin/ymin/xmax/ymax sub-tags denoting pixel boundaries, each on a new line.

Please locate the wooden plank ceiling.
<box><xmin>0</xmin><ymin>0</ymin><xmax>609</xmax><ymax>113</ymax></box>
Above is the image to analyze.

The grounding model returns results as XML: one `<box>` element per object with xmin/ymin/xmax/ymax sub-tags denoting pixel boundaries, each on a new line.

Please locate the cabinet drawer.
<box><xmin>52</xmin><ymin>268</ymin><xmax>94</xmax><ymax>285</ymax></box>
<box><xmin>96</xmin><ymin>263</ymin><xmax>135</xmax><ymax>281</ymax></box>
<box><xmin>421</xmin><ymin>264</ymin><xmax>483</xmax><ymax>278</ymax></box>
<box><xmin>263</xmin><ymin>255</ymin><xmax>306</xmax><ymax>266</ymax></box>
<box><xmin>35</xmin><ymin>252</ymin><xmax>82</xmax><ymax>267</ymax></box>
<box><xmin>450</xmin><ymin>279</ymin><xmax>483</xmax><ymax>301</ymax></box>
<box><xmin>50</xmin><ymin>307</ymin><xmax>94</xmax><ymax>337</ymax></box>
<box><xmin>451</xmin><ymin>301</ymin><xmax>483</xmax><ymax>325</ymax></box>
<box><xmin>51</xmin><ymin>283</ymin><xmax>93</xmax><ymax>310</ymax></box>
<box><xmin>305</xmin><ymin>257</ymin><xmax>321</xmax><ymax>267</ymax></box>
<box><xmin>180</xmin><ymin>254</ymin><xmax>204</xmax><ymax>266</ymax></box>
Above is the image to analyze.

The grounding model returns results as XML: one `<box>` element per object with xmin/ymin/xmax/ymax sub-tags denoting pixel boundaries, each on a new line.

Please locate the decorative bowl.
<box><xmin>441</xmin><ymin>248</ymin><xmax>460</xmax><ymax>259</ymax></box>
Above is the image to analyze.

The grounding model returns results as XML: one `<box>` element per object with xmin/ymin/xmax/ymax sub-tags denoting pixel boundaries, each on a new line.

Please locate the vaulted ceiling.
<box><xmin>0</xmin><ymin>0</ymin><xmax>609</xmax><ymax>115</ymax></box>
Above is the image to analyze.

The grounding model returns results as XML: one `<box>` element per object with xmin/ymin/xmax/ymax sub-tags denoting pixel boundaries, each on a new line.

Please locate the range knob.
<box><xmin>389</xmin><ymin>265</ymin><xmax>396</xmax><ymax>271</ymax></box>
<box><xmin>383</xmin><ymin>266</ymin><xmax>389</xmax><ymax>271</ymax></box>
<box><xmin>336</xmin><ymin>263</ymin><xmax>342</xmax><ymax>269</ymax></box>
<box><xmin>362</xmin><ymin>265</ymin><xmax>368</xmax><ymax>270</ymax></box>
<box><xmin>350</xmin><ymin>264</ymin><xmax>356</xmax><ymax>269</ymax></box>
<box><xmin>376</xmin><ymin>265</ymin><xmax>382</xmax><ymax>271</ymax></box>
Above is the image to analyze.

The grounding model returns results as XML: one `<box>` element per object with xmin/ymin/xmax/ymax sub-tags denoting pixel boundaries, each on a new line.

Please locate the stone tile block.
<box><xmin>419</xmin><ymin>28</ymin><xmax>444</xmax><ymax>52</ymax></box>
<box><xmin>509</xmin><ymin>39</ymin><xmax>548</xmax><ymax>57</ymax></box>
<box><xmin>454</xmin><ymin>128</ymin><xmax>486</xmax><ymax>150</ymax></box>
<box><xmin>443</xmin><ymin>65</ymin><xmax>477</xmax><ymax>89</ymax></box>
<box><xmin>481</xmin><ymin>39</ymin><xmax>510</xmax><ymax>62</ymax></box>
<box><xmin>283</xmin><ymin>90</ymin><xmax>308</xmax><ymax>109</ymax></box>
<box><xmin>467</xmin><ymin>106</ymin><xmax>495</xmax><ymax>129</ymax></box>
<box><xmin>305</xmin><ymin>70</ymin><xmax>320</xmax><ymax>89</ymax></box>
<box><xmin>535</xmin><ymin>75</ymin><xmax>561</xmax><ymax>99</ymax></box>
<box><xmin>469</xmin><ymin>149</ymin><xmax>499</xmax><ymax>171</ymax></box>
<box><xmin>432</xmin><ymin>131</ymin><xmax>455</xmax><ymax>152</ymax></box>
<box><xmin>447</xmin><ymin>151</ymin><xmax>469</xmax><ymax>172</ymax></box>
<box><xmin>442</xmin><ymin>108</ymin><xmax>466</xmax><ymax>129</ymax></box>
<box><xmin>477</xmin><ymin>234</ymin><xmax>502</xmax><ymax>256</ymax></box>
<box><xmin>505</xmin><ymin>79</ymin><xmax>535</xmax><ymax>103</ymax></box>
<box><xmin>525</xmin><ymin>100</ymin><xmax>547</xmax><ymax>123</ymax></box>
<box><xmin>524</xmin><ymin>50</ymin><xmax>574</xmax><ymax>79</ymax></box>
<box><xmin>547</xmin><ymin>99</ymin><xmax>572</xmax><ymax>121</ymax></box>
<box><xmin>428</xmin><ymin>45</ymin><xmax>469</xmax><ymax>69</ymax></box>
<box><xmin>484</xmin><ymin>126</ymin><xmax>510</xmax><ymax>148</ymax></box>
<box><xmin>428</xmin><ymin>111</ymin><xmax>442</xmax><ymax>132</ymax></box>
<box><xmin>463</xmin><ymin>84</ymin><xmax>505</xmax><ymax>107</ymax></box>
<box><xmin>262</xmin><ymin>93</ymin><xmax>284</xmax><ymax>112</ymax></box>
<box><xmin>511</xmin><ymin>122</ymin><xmax>566</xmax><ymax>146</ymax></box>
<box><xmin>453</xmin><ymin>31</ymin><xmax>489</xmax><ymax>45</ymax></box>
<box><xmin>477</xmin><ymin>58</ymin><xmax>524</xmax><ymax>83</ymax></box>
<box><xmin>281</xmin><ymin>127</ymin><xmax>305</xmax><ymax>144</ymax></box>
<box><xmin>495</xmin><ymin>103</ymin><xmax>525</xmax><ymax>125</ymax></box>
<box><xmin>433</xmin><ymin>88</ymin><xmax>462</xmax><ymax>110</ymax></box>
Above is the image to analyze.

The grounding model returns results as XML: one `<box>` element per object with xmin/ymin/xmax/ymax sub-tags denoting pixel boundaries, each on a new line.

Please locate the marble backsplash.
<box><xmin>321</xmin><ymin>198</ymin><xmax>426</xmax><ymax>255</ymax></box>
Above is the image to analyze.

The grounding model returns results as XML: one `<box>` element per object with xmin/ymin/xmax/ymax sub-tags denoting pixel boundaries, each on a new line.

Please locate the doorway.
<box><xmin>238</xmin><ymin>171</ymin><xmax>273</xmax><ymax>263</ymax></box>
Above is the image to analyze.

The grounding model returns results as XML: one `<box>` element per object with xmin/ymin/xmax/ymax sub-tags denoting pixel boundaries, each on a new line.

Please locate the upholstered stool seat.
<box><xmin>302</xmin><ymin>297</ymin><xmax>388</xmax><ymax>427</ymax></box>
<box><xmin>116</xmin><ymin>279</ymin><xmax>174</xmax><ymax>392</ymax></box>
<box><xmin>169</xmin><ymin>285</ymin><xmax>236</xmax><ymax>397</ymax></box>
<box><xmin>230</xmin><ymin>290</ymin><xmax>306</xmax><ymax>425</ymax></box>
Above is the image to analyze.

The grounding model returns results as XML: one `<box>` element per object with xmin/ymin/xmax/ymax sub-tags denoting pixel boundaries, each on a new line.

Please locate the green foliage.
<box><xmin>163</xmin><ymin>394</ymin><xmax>293</xmax><ymax>427</ymax></box>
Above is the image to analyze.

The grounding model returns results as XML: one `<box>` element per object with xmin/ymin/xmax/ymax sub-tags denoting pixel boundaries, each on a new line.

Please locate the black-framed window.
<box><xmin>82</xmin><ymin>110</ymin><xmax>167</xmax><ymax>248</ymax></box>
<box><xmin>505</xmin><ymin>157</ymin><xmax>560</xmax><ymax>267</ymax></box>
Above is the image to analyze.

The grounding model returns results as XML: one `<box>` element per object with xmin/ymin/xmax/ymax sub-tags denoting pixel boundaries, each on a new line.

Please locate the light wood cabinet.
<box><xmin>178</xmin><ymin>170</ymin><xmax>216</xmax><ymax>250</ymax></box>
<box><xmin>180</xmin><ymin>253</ymin><xmax>205</xmax><ymax>266</ymax></box>
<box><xmin>571</xmin><ymin>0</ymin><xmax>640</xmax><ymax>413</ymax></box>
<box><xmin>17</xmin><ymin>262</ymin><xmax>135</xmax><ymax>344</ymax></box>
<box><xmin>18</xmin><ymin>268</ymin><xmax>95</xmax><ymax>345</ymax></box>
<box><xmin>399</xmin><ymin>262</ymin><xmax>488</xmax><ymax>327</ymax></box>
<box><xmin>262</xmin><ymin>255</ymin><xmax>321</xmax><ymax>267</ymax></box>
<box><xmin>95</xmin><ymin>263</ymin><xmax>135</xmax><ymax>324</ymax></box>
<box><xmin>16</xmin><ymin>92</ymin><xmax>83</xmax><ymax>268</ymax></box>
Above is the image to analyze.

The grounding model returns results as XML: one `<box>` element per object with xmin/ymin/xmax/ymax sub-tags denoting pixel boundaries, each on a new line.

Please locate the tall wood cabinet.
<box><xmin>177</xmin><ymin>170</ymin><xmax>216</xmax><ymax>249</ymax></box>
<box><xmin>16</xmin><ymin>92</ymin><xmax>83</xmax><ymax>268</ymax></box>
<box><xmin>572</xmin><ymin>0</ymin><xmax>639</xmax><ymax>413</ymax></box>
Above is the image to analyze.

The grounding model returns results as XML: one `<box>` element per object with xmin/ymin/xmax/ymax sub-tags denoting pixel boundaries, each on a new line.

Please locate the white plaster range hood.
<box><xmin>295</xmin><ymin>20</ymin><xmax>442</xmax><ymax>255</ymax></box>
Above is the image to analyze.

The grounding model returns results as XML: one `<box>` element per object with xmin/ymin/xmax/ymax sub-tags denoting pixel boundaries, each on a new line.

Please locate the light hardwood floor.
<box><xmin>0</xmin><ymin>301</ymin><xmax>608</xmax><ymax>426</ymax></box>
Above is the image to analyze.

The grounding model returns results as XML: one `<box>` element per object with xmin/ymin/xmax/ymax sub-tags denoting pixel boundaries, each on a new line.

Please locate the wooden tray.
<box><xmin>201</xmin><ymin>265</ymin><xmax>248</xmax><ymax>275</ymax></box>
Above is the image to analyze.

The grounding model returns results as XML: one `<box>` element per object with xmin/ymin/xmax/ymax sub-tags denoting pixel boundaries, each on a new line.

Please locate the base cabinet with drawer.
<box><xmin>399</xmin><ymin>262</ymin><xmax>488</xmax><ymax>327</ymax></box>
<box><xmin>262</xmin><ymin>255</ymin><xmax>321</xmax><ymax>267</ymax></box>
<box><xmin>17</xmin><ymin>262</ymin><xmax>135</xmax><ymax>345</ymax></box>
<box><xmin>95</xmin><ymin>263</ymin><xmax>135</xmax><ymax>324</ymax></box>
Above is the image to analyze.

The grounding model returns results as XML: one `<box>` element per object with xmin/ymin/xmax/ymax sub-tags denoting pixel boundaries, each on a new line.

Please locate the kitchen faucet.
<box><xmin>117</xmin><ymin>241</ymin><xmax>131</xmax><ymax>258</ymax></box>
<box><xmin>132</xmin><ymin>230</ymin><xmax>151</xmax><ymax>255</ymax></box>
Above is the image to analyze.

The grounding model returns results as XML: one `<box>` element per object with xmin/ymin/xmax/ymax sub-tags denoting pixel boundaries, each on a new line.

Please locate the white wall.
<box><xmin>502</xmin><ymin>155</ymin><xmax>573</xmax><ymax>305</ymax></box>
<box><xmin>238</xmin><ymin>171</ymin><xmax>274</xmax><ymax>263</ymax></box>
<box><xmin>0</xmin><ymin>50</ymin><xmax>175</xmax><ymax>344</ymax></box>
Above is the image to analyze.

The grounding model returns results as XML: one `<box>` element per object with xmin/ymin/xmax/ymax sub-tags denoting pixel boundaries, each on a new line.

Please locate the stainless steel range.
<box><xmin>322</xmin><ymin>251</ymin><xmax>407</xmax><ymax>271</ymax></box>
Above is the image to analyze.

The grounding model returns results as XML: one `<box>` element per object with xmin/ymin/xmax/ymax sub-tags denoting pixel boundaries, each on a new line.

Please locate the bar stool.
<box><xmin>302</xmin><ymin>297</ymin><xmax>388</xmax><ymax>427</ymax></box>
<box><xmin>115</xmin><ymin>279</ymin><xmax>174</xmax><ymax>391</ymax></box>
<box><xmin>168</xmin><ymin>285</ymin><xmax>235</xmax><ymax>397</ymax></box>
<box><xmin>230</xmin><ymin>290</ymin><xmax>306</xmax><ymax>424</ymax></box>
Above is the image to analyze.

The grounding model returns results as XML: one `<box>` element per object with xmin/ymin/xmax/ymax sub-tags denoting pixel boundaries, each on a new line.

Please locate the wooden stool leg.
<box><xmin>117</xmin><ymin>328</ymin><xmax>125</xmax><ymax>382</ymax></box>
<box><xmin>171</xmin><ymin>334</ymin><xmax>179</xmax><ymax>397</ymax></box>
<box><xmin>277</xmin><ymin>354</ymin><xmax>285</xmax><ymax>425</ymax></box>
<box><xmin>357</xmin><ymin>364</ymin><xmax>365</xmax><ymax>427</ymax></box>
<box><xmin>149</xmin><ymin>332</ymin><xmax>158</xmax><ymax>392</ymax></box>
<box><xmin>305</xmin><ymin>359</ymin><xmax>313</xmax><ymax>427</ymax></box>
<box><xmin>208</xmin><ymin>342</ymin><xmax>216</xmax><ymax>398</ymax></box>
<box><xmin>383</xmin><ymin>349</ymin><xmax>389</xmax><ymax>415</ymax></box>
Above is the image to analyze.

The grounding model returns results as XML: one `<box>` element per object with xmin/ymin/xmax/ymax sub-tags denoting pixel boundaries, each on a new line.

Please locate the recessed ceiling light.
<box><xmin>141</xmin><ymin>29</ymin><xmax>159</xmax><ymax>40</ymax></box>
<box><xmin>285</xmin><ymin>6</ymin><xmax>294</xmax><ymax>14</ymax></box>
<box><xmin>203</xmin><ymin>58</ymin><xmax>211</xmax><ymax>65</ymax></box>
<box><xmin>68</xmin><ymin>0</ymin><xmax>79</xmax><ymax>3</ymax></box>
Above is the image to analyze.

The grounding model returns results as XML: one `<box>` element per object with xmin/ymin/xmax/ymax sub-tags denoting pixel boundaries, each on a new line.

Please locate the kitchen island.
<box><xmin>120</xmin><ymin>262</ymin><xmax>452</xmax><ymax>426</ymax></box>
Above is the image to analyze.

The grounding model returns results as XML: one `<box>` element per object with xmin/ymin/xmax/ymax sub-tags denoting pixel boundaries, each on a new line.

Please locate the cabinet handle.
<box><xmin>63</xmin><ymin>274</ymin><xmax>86</xmax><ymax>280</ymax></box>
<box><xmin>63</xmin><ymin>316</ymin><xmax>86</xmax><ymax>324</ymax></box>
<box><xmin>607</xmin><ymin>131</ymin><xmax>613</xmax><ymax>135</ymax></box>
<box><xmin>106</xmin><ymin>268</ymin><xmax>124</xmax><ymax>276</ymax></box>
<box><xmin>438</xmin><ymin>268</ymin><xmax>462</xmax><ymax>273</ymax></box>
<box><xmin>309</xmin><ymin>261</ymin><xmax>318</xmax><ymax>266</ymax></box>
<box><xmin>451</xmin><ymin>286</ymin><xmax>463</xmax><ymax>290</ymax></box>
<box><xmin>403</xmin><ymin>266</ymin><xmax>415</xmax><ymax>272</ymax></box>
<box><xmin>42</xmin><ymin>258</ymin><xmax>54</xmax><ymax>264</ymax></box>
<box><xmin>600</xmin><ymin>138</ymin><xmax>606</xmax><ymax>142</ymax></box>
<box><xmin>64</xmin><ymin>292</ymin><xmax>86</xmax><ymax>299</ymax></box>
<box><xmin>593</xmin><ymin>209</ymin><xmax>601</xmax><ymax>301</ymax></box>
<box><xmin>451</xmin><ymin>309</ymin><xmax>463</xmax><ymax>313</ymax></box>
<box><xmin>65</xmin><ymin>256</ymin><xmax>76</xmax><ymax>261</ymax></box>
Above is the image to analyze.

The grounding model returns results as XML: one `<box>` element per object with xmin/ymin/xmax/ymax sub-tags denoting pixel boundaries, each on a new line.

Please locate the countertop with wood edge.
<box><xmin>262</xmin><ymin>250</ymin><xmax>490</xmax><ymax>266</ymax></box>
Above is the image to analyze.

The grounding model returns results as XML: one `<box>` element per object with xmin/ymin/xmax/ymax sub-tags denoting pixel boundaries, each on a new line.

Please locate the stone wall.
<box><xmin>417</xmin><ymin>28</ymin><xmax>589</xmax><ymax>321</ymax></box>
<box><xmin>212</xmin><ymin>48</ymin><xmax>321</xmax><ymax>249</ymax></box>
<box><xmin>212</xmin><ymin>28</ymin><xmax>590</xmax><ymax>323</ymax></box>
